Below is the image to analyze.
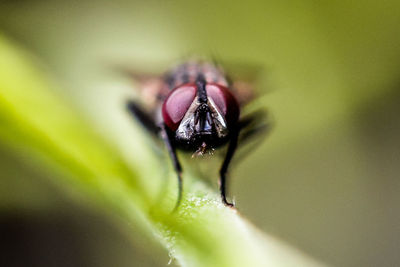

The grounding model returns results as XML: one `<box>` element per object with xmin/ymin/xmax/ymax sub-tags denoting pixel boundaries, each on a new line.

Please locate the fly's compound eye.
<box><xmin>162</xmin><ymin>84</ymin><xmax>197</xmax><ymax>131</ymax></box>
<box><xmin>206</xmin><ymin>84</ymin><xmax>240</xmax><ymax>127</ymax></box>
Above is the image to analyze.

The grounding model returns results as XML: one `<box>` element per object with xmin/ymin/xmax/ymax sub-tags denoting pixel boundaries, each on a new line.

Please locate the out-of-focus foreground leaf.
<box><xmin>0</xmin><ymin>34</ymin><xmax>324</xmax><ymax>267</ymax></box>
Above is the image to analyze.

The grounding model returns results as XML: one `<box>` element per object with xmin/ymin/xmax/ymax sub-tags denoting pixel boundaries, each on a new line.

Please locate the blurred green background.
<box><xmin>1</xmin><ymin>0</ymin><xmax>400</xmax><ymax>266</ymax></box>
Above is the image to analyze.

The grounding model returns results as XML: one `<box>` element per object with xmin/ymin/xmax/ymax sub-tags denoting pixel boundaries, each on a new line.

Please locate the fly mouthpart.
<box><xmin>191</xmin><ymin>142</ymin><xmax>214</xmax><ymax>158</ymax></box>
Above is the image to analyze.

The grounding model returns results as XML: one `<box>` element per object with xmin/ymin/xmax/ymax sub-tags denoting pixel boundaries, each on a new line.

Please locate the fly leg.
<box><xmin>238</xmin><ymin>110</ymin><xmax>270</xmax><ymax>147</ymax></box>
<box><xmin>160</xmin><ymin>124</ymin><xmax>183</xmax><ymax>211</ymax></box>
<box><xmin>219</xmin><ymin>110</ymin><xmax>270</xmax><ymax>208</ymax></box>
<box><xmin>127</xmin><ymin>101</ymin><xmax>177</xmax><ymax>209</ymax></box>
<box><xmin>219</xmin><ymin>129</ymin><xmax>239</xmax><ymax>207</ymax></box>
<box><xmin>126</xmin><ymin>100</ymin><xmax>160</xmax><ymax>136</ymax></box>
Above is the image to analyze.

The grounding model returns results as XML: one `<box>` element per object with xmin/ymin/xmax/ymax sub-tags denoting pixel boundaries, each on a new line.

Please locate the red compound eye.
<box><xmin>206</xmin><ymin>84</ymin><xmax>240</xmax><ymax>127</ymax></box>
<box><xmin>162</xmin><ymin>84</ymin><xmax>197</xmax><ymax>131</ymax></box>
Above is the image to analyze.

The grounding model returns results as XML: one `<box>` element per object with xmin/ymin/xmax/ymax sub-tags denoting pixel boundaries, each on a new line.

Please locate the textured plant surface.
<box><xmin>0</xmin><ymin>34</ymin><xmax>325</xmax><ymax>267</ymax></box>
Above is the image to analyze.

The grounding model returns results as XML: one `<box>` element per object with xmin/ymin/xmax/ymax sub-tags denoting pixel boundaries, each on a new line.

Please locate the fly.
<box><xmin>124</xmin><ymin>60</ymin><xmax>268</xmax><ymax>210</ymax></box>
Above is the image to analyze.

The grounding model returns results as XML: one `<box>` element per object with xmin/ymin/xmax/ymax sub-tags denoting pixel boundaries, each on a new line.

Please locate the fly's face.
<box><xmin>176</xmin><ymin>94</ymin><xmax>228</xmax><ymax>140</ymax></box>
<box><xmin>162</xmin><ymin>79</ymin><xmax>240</xmax><ymax>154</ymax></box>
